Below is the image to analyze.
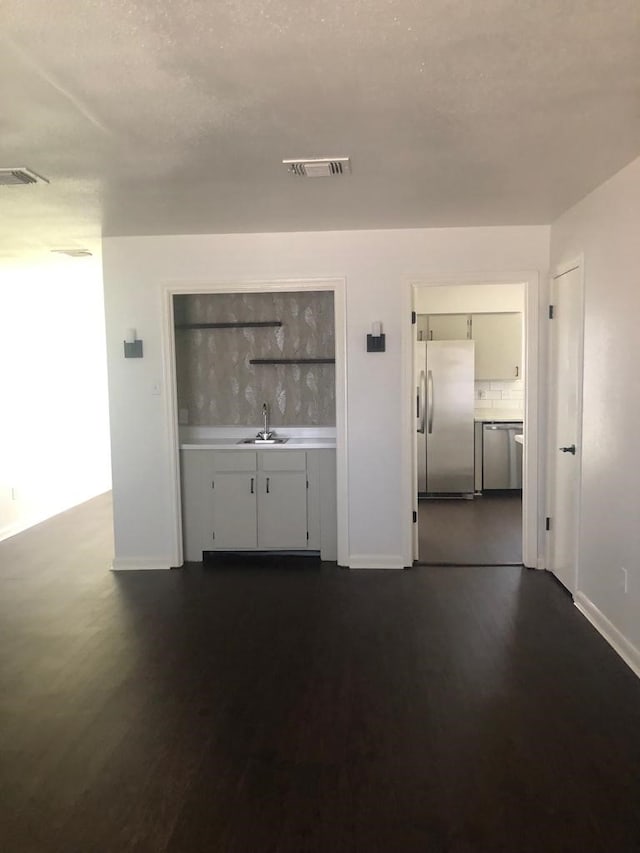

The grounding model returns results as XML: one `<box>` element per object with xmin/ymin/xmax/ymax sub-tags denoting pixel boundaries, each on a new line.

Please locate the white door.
<box><xmin>211</xmin><ymin>472</ymin><xmax>258</xmax><ymax>549</ymax></box>
<box><xmin>257</xmin><ymin>472</ymin><xmax>308</xmax><ymax>549</ymax></box>
<box><xmin>547</xmin><ymin>265</ymin><xmax>584</xmax><ymax>593</ymax></box>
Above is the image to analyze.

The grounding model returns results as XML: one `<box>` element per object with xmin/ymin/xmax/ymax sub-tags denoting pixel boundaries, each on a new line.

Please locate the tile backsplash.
<box><xmin>475</xmin><ymin>380</ymin><xmax>524</xmax><ymax>411</ymax></box>
<box><xmin>174</xmin><ymin>291</ymin><xmax>335</xmax><ymax>427</ymax></box>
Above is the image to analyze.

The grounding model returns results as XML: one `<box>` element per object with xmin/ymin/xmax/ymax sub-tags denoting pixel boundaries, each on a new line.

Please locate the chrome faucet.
<box><xmin>257</xmin><ymin>402</ymin><xmax>272</xmax><ymax>440</ymax></box>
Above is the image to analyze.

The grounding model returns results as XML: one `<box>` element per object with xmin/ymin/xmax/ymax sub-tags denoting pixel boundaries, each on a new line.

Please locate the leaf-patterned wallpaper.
<box><xmin>174</xmin><ymin>291</ymin><xmax>335</xmax><ymax>426</ymax></box>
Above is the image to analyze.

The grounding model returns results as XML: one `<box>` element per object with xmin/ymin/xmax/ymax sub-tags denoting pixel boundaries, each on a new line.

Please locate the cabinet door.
<box><xmin>427</xmin><ymin>314</ymin><xmax>470</xmax><ymax>340</ymax></box>
<box><xmin>211</xmin><ymin>472</ymin><xmax>258</xmax><ymax>549</ymax></box>
<box><xmin>257</xmin><ymin>472</ymin><xmax>308</xmax><ymax>549</ymax></box>
<box><xmin>472</xmin><ymin>313</ymin><xmax>522</xmax><ymax>380</ymax></box>
<box><xmin>416</xmin><ymin>314</ymin><xmax>430</xmax><ymax>341</ymax></box>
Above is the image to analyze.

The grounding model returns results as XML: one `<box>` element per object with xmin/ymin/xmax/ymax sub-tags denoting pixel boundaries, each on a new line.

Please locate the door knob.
<box><xmin>559</xmin><ymin>444</ymin><xmax>576</xmax><ymax>455</ymax></box>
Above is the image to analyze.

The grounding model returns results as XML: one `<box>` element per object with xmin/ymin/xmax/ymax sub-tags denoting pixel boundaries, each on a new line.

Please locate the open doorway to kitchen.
<box><xmin>410</xmin><ymin>279</ymin><xmax>537</xmax><ymax>567</ymax></box>
<box><xmin>161</xmin><ymin>279</ymin><xmax>348</xmax><ymax>568</ymax></box>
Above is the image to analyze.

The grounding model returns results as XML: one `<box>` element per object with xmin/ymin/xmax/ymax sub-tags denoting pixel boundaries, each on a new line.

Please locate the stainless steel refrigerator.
<box><xmin>415</xmin><ymin>339</ymin><xmax>475</xmax><ymax>495</ymax></box>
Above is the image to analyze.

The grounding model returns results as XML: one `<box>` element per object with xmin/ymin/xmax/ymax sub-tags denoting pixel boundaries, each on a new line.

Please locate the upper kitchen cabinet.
<box><xmin>471</xmin><ymin>313</ymin><xmax>522</xmax><ymax>380</ymax></box>
<box><xmin>419</xmin><ymin>313</ymin><xmax>470</xmax><ymax>341</ymax></box>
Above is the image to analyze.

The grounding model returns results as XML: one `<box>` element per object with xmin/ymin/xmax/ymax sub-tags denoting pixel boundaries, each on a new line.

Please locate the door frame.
<box><xmin>401</xmin><ymin>271</ymin><xmax>541</xmax><ymax>569</ymax></box>
<box><xmin>545</xmin><ymin>257</ymin><xmax>585</xmax><ymax>591</ymax></box>
<box><xmin>160</xmin><ymin>277</ymin><xmax>349</xmax><ymax>568</ymax></box>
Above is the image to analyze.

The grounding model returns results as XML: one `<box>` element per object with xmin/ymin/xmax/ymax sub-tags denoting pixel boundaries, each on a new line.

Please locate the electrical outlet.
<box><xmin>10</xmin><ymin>486</ymin><xmax>18</xmax><ymax>501</ymax></box>
<box><xmin>621</xmin><ymin>567</ymin><xmax>628</xmax><ymax>594</ymax></box>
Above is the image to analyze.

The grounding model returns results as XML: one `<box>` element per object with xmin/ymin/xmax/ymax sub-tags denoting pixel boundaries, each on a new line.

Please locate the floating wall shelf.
<box><xmin>175</xmin><ymin>321</ymin><xmax>282</xmax><ymax>330</ymax></box>
<box><xmin>250</xmin><ymin>358</ymin><xmax>335</xmax><ymax>365</ymax></box>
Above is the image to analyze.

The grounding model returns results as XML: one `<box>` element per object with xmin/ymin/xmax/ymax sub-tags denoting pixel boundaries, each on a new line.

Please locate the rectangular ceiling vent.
<box><xmin>0</xmin><ymin>167</ymin><xmax>49</xmax><ymax>186</ymax></box>
<box><xmin>51</xmin><ymin>249</ymin><xmax>93</xmax><ymax>258</ymax></box>
<box><xmin>283</xmin><ymin>157</ymin><xmax>351</xmax><ymax>178</ymax></box>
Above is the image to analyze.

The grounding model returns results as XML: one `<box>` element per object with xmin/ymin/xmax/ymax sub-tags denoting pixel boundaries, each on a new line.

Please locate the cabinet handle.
<box><xmin>266</xmin><ymin>477</ymin><xmax>270</xmax><ymax>494</ymax></box>
<box><xmin>515</xmin><ymin>365</ymin><xmax>519</xmax><ymax>378</ymax></box>
<box><xmin>250</xmin><ymin>477</ymin><xmax>254</xmax><ymax>494</ymax></box>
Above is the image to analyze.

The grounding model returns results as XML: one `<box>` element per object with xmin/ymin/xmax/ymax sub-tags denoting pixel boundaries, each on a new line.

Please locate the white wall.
<box><xmin>102</xmin><ymin>226</ymin><xmax>549</xmax><ymax>569</ymax></box>
<box><xmin>0</xmin><ymin>256</ymin><xmax>111</xmax><ymax>541</ymax></box>
<box><xmin>551</xmin><ymin>154</ymin><xmax>640</xmax><ymax>666</ymax></box>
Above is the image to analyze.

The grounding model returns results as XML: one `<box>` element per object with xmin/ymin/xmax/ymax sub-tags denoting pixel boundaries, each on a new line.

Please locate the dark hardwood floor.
<box><xmin>2</xmin><ymin>493</ymin><xmax>640</xmax><ymax>851</ymax></box>
<box><xmin>418</xmin><ymin>491</ymin><xmax>522</xmax><ymax>565</ymax></box>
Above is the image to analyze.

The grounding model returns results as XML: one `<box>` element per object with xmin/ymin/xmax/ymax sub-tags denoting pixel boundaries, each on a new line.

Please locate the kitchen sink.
<box><xmin>236</xmin><ymin>437</ymin><xmax>289</xmax><ymax>445</ymax></box>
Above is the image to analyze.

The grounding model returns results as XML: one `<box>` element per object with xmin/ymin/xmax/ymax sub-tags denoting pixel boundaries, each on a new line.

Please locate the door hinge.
<box><xmin>413</xmin><ymin>510</ymin><xmax>417</xmax><ymax>523</ymax></box>
<box><xmin>545</xmin><ymin>517</ymin><xmax>551</xmax><ymax>531</ymax></box>
<box><xmin>548</xmin><ymin>305</ymin><xmax>554</xmax><ymax>319</ymax></box>
<box><xmin>411</xmin><ymin>311</ymin><xmax>416</xmax><ymax>325</ymax></box>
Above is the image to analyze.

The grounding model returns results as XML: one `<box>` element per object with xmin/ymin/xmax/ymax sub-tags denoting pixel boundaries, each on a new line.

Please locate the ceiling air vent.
<box><xmin>51</xmin><ymin>249</ymin><xmax>93</xmax><ymax>258</ymax></box>
<box><xmin>0</xmin><ymin>167</ymin><xmax>49</xmax><ymax>186</ymax></box>
<box><xmin>282</xmin><ymin>157</ymin><xmax>351</xmax><ymax>178</ymax></box>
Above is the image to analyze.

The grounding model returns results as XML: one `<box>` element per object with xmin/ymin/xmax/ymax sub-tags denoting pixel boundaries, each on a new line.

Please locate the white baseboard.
<box><xmin>111</xmin><ymin>557</ymin><xmax>176</xmax><ymax>571</ymax></box>
<box><xmin>574</xmin><ymin>591</ymin><xmax>640</xmax><ymax>680</ymax></box>
<box><xmin>348</xmin><ymin>554</ymin><xmax>407</xmax><ymax>570</ymax></box>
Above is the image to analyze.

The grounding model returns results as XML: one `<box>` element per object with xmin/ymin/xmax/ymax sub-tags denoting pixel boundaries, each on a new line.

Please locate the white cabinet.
<box><xmin>211</xmin><ymin>472</ymin><xmax>258</xmax><ymax>549</ymax></box>
<box><xmin>257</xmin><ymin>471</ymin><xmax>308</xmax><ymax>548</ymax></box>
<box><xmin>180</xmin><ymin>447</ymin><xmax>337</xmax><ymax>561</ymax></box>
<box><xmin>210</xmin><ymin>450</ymin><xmax>307</xmax><ymax>550</ymax></box>
<box><xmin>419</xmin><ymin>313</ymin><xmax>470</xmax><ymax>341</ymax></box>
<box><xmin>471</xmin><ymin>313</ymin><xmax>522</xmax><ymax>380</ymax></box>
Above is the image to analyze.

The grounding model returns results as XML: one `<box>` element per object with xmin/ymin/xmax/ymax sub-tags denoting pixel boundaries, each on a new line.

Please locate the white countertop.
<box><xmin>179</xmin><ymin>426</ymin><xmax>336</xmax><ymax>451</ymax></box>
<box><xmin>181</xmin><ymin>436</ymin><xmax>336</xmax><ymax>450</ymax></box>
<box><xmin>474</xmin><ymin>409</ymin><xmax>524</xmax><ymax>423</ymax></box>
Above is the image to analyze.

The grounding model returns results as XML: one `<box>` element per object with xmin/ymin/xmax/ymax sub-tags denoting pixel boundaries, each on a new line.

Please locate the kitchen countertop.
<box><xmin>474</xmin><ymin>409</ymin><xmax>524</xmax><ymax>423</ymax></box>
<box><xmin>179</xmin><ymin>427</ymin><xmax>336</xmax><ymax>451</ymax></box>
<box><xmin>181</xmin><ymin>436</ymin><xmax>336</xmax><ymax>450</ymax></box>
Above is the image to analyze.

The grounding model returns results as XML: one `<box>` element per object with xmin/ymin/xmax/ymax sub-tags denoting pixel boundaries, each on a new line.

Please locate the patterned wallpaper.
<box><xmin>174</xmin><ymin>291</ymin><xmax>335</xmax><ymax>426</ymax></box>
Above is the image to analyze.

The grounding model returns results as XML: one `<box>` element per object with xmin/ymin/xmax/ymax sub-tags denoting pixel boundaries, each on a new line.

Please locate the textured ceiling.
<box><xmin>2</xmin><ymin>0</ymin><xmax>640</xmax><ymax>259</ymax></box>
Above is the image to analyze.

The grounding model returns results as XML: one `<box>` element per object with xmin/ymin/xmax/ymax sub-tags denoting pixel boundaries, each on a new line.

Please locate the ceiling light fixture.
<box><xmin>282</xmin><ymin>157</ymin><xmax>351</xmax><ymax>177</ymax></box>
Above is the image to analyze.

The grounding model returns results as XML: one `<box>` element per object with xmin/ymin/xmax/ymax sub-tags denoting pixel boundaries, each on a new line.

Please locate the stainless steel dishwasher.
<box><xmin>482</xmin><ymin>422</ymin><xmax>523</xmax><ymax>489</ymax></box>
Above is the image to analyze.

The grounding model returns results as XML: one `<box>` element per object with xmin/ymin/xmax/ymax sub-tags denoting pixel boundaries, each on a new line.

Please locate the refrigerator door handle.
<box><xmin>427</xmin><ymin>370</ymin><xmax>434</xmax><ymax>434</ymax></box>
<box><xmin>417</xmin><ymin>371</ymin><xmax>426</xmax><ymax>433</ymax></box>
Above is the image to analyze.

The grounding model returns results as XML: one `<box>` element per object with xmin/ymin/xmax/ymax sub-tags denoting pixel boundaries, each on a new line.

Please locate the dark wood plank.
<box><xmin>2</xmin><ymin>496</ymin><xmax>640</xmax><ymax>851</ymax></box>
<box><xmin>418</xmin><ymin>491</ymin><xmax>522</xmax><ymax>565</ymax></box>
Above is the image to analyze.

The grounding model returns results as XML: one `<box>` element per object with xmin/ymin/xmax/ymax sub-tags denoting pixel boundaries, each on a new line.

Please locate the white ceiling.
<box><xmin>2</xmin><ymin>0</ymin><xmax>640</xmax><ymax>260</ymax></box>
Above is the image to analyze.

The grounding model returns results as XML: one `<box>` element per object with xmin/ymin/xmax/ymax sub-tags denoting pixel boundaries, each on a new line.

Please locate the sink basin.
<box><xmin>236</xmin><ymin>437</ymin><xmax>289</xmax><ymax>445</ymax></box>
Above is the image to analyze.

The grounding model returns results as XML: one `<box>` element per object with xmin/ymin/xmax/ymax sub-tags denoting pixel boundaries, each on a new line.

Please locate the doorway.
<box><xmin>161</xmin><ymin>278</ymin><xmax>349</xmax><ymax>568</ymax></box>
<box><xmin>407</xmin><ymin>276</ymin><xmax>540</xmax><ymax>569</ymax></box>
